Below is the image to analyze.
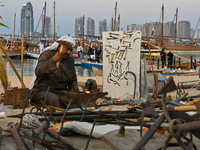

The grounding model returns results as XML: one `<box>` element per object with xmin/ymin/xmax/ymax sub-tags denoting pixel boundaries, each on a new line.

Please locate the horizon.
<box><xmin>0</xmin><ymin>0</ymin><xmax>200</xmax><ymax>37</ymax></box>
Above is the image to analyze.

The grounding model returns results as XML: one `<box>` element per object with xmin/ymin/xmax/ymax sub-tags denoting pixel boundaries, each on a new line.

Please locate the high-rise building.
<box><xmin>197</xmin><ymin>29</ymin><xmax>200</xmax><ymax>39</ymax></box>
<box><xmin>178</xmin><ymin>21</ymin><xmax>190</xmax><ymax>38</ymax></box>
<box><xmin>99</xmin><ymin>19</ymin><xmax>107</xmax><ymax>36</ymax></box>
<box><xmin>41</xmin><ymin>16</ymin><xmax>51</xmax><ymax>37</ymax></box>
<box><xmin>164</xmin><ymin>21</ymin><xmax>176</xmax><ymax>37</ymax></box>
<box><xmin>75</xmin><ymin>17</ymin><xmax>83</xmax><ymax>38</ymax></box>
<box><xmin>127</xmin><ymin>24</ymin><xmax>142</xmax><ymax>31</ymax></box>
<box><xmin>20</xmin><ymin>2</ymin><xmax>34</xmax><ymax>37</ymax></box>
<box><xmin>87</xmin><ymin>17</ymin><xmax>95</xmax><ymax>36</ymax></box>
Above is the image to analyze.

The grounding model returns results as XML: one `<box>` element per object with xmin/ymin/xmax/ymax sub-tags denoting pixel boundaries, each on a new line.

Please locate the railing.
<box><xmin>142</xmin><ymin>54</ymin><xmax>197</xmax><ymax>70</ymax></box>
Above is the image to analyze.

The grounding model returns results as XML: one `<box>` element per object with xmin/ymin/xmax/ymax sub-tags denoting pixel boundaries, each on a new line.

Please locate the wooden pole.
<box><xmin>145</xmin><ymin>25</ymin><xmax>157</xmax><ymax>100</ymax></box>
<box><xmin>0</xmin><ymin>44</ymin><xmax>26</xmax><ymax>88</ymax></box>
<box><xmin>21</xmin><ymin>33</ymin><xmax>24</xmax><ymax>88</ymax></box>
<box><xmin>161</xmin><ymin>4</ymin><xmax>164</xmax><ymax>48</ymax></box>
<box><xmin>53</xmin><ymin>1</ymin><xmax>56</xmax><ymax>42</ymax></box>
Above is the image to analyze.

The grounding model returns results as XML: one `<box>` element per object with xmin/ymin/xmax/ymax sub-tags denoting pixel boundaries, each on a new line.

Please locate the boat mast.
<box><xmin>161</xmin><ymin>4</ymin><xmax>164</xmax><ymax>48</ymax></box>
<box><xmin>82</xmin><ymin>15</ymin><xmax>85</xmax><ymax>49</ymax></box>
<box><xmin>12</xmin><ymin>12</ymin><xmax>16</xmax><ymax>47</ymax></box>
<box><xmin>42</xmin><ymin>1</ymin><xmax>46</xmax><ymax>38</ymax></box>
<box><xmin>175</xmin><ymin>8</ymin><xmax>178</xmax><ymax>44</ymax></box>
<box><xmin>53</xmin><ymin>1</ymin><xmax>56</xmax><ymax>41</ymax></box>
<box><xmin>113</xmin><ymin>1</ymin><xmax>117</xmax><ymax>31</ymax></box>
<box><xmin>118</xmin><ymin>13</ymin><xmax>120</xmax><ymax>31</ymax></box>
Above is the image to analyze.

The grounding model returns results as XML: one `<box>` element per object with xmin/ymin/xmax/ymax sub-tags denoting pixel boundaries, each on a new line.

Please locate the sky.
<box><xmin>0</xmin><ymin>0</ymin><xmax>200</xmax><ymax>37</ymax></box>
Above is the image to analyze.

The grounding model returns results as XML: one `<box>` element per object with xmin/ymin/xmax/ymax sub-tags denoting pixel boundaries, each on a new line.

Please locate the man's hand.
<box><xmin>53</xmin><ymin>52</ymin><xmax>63</xmax><ymax>62</ymax></box>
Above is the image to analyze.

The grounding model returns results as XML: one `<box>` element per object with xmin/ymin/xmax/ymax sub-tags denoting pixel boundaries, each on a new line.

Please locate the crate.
<box><xmin>4</xmin><ymin>88</ymin><xmax>29</xmax><ymax>109</ymax></box>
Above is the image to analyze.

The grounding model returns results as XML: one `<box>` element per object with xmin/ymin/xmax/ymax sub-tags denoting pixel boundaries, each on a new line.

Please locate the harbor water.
<box><xmin>2</xmin><ymin>57</ymin><xmax>95</xmax><ymax>77</ymax></box>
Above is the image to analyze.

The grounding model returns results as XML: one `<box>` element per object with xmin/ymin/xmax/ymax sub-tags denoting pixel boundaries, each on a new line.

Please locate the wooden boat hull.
<box><xmin>1</xmin><ymin>49</ymin><xmax>27</xmax><ymax>58</ymax></box>
<box><xmin>92</xmin><ymin>66</ymin><xmax>103</xmax><ymax>76</ymax></box>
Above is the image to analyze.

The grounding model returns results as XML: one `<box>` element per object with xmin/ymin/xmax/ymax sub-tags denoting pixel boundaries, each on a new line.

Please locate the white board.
<box><xmin>103</xmin><ymin>31</ymin><xmax>141</xmax><ymax>99</ymax></box>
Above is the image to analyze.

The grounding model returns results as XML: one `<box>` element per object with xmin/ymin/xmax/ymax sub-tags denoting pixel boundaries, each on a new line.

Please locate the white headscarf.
<box><xmin>42</xmin><ymin>36</ymin><xmax>76</xmax><ymax>52</ymax></box>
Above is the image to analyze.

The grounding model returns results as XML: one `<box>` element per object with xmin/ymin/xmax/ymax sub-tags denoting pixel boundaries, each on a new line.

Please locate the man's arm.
<box><xmin>68</xmin><ymin>58</ymin><xmax>79</xmax><ymax>92</ymax></box>
<box><xmin>35</xmin><ymin>50</ymin><xmax>58</xmax><ymax>77</ymax></box>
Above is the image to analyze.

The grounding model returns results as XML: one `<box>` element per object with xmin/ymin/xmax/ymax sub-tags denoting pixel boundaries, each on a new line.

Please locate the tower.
<box><xmin>87</xmin><ymin>17</ymin><xmax>95</xmax><ymax>36</ymax></box>
<box><xmin>99</xmin><ymin>19</ymin><xmax>107</xmax><ymax>37</ymax></box>
<box><xmin>20</xmin><ymin>2</ymin><xmax>34</xmax><ymax>37</ymax></box>
<box><xmin>75</xmin><ymin>17</ymin><xmax>83</xmax><ymax>38</ymax></box>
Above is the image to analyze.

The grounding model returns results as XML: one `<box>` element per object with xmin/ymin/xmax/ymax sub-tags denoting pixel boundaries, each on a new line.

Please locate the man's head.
<box><xmin>58</xmin><ymin>44</ymin><xmax>73</xmax><ymax>59</ymax></box>
<box><xmin>169</xmin><ymin>50</ymin><xmax>171</xmax><ymax>53</ymax></box>
<box><xmin>56</xmin><ymin>36</ymin><xmax>75</xmax><ymax>59</ymax></box>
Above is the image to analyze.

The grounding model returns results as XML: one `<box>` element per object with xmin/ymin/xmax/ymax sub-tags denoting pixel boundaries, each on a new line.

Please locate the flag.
<box><xmin>68</xmin><ymin>30</ymin><xmax>70</xmax><ymax>36</ymax></box>
<box><xmin>151</xmin><ymin>28</ymin><xmax>155</xmax><ymax>36</ymax></box>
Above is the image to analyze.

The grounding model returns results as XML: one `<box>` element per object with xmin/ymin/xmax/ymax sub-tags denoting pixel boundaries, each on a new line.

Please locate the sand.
<box><xmin>0</xmin><ymin>74</ymin><xmax>199</xmax><ymax>97</ymax></box>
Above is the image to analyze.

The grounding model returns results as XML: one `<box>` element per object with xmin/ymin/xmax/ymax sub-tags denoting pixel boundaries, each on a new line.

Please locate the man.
<box><xmin>99</xmin><ymin>46</ymin><xmax>103</xmax><ymax>61</ymax></box>
<box><xmin>167</xmin><ymin>50</ymin><xmax>174</xmax><ymax>69</ymax></box>
<box><xmin>31</xmin><ymin>36</ymin><xmax>80</xmax><ymax>109</ymax></box>
<box><xmin>160</xmin><ymin>48</ymin><xmax>166</xmax><ymax>68</ymax></box>
<box><xmin>39</xmin><ymin>40</ymin><xmax>45</xmax><ymax>54</ymax></box>
<box><xmin>95</xmin><ymin>48</ymin><xmax>100</xmax><ymax>63</ymax></box>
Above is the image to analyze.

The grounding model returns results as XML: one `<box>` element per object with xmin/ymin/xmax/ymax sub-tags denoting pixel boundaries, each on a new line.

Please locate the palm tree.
<box><xmin>0</xmin><ymin>16</ymin><xmax>8</xmax><ymax>28</ymax></box>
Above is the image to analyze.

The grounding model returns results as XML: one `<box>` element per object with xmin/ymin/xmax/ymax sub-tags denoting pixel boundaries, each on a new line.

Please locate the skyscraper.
<box><xmin>20</xmin><ymin>2</ymin><xmax>34</xmax><ymax>37</ymax></box>
<box><xmin>164</xmin><ymin>21</ymin><xmax>176</xmax><ymax>37</ymax></box>
<box><xmin>99</xmin><ymin>19</ymin><xmax>107</xmax><ymax>36</ymax></box>
<box><xmin>178</xmin><ymin>21</ymin><xmax>190</xmax><ymax>38</ymax></box>
<box><xmin>75</xmin><ymin>17</ymin><xmax>83</xmax><ymax>38</ymax></box>
<box><xmin>87</xmin><ymin>17</ymin><xmax>95</xmax><ymax>36</ymax></box>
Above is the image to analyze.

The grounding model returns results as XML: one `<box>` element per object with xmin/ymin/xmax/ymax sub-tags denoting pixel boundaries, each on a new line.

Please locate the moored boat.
<box><xmin>92</xmin><ymin>66</ymin><xmax>103</xmax><ymax>76</ymax></box>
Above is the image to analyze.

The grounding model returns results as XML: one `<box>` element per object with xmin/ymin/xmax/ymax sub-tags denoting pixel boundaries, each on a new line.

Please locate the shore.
<box><xmin>0</xmin><ymin>74</ymin><xmax>199</xmax><ymax>99</ymax></box>
<box><xmin>0</xmin><ymin>76</ymin><xmax>103</xmax><ymax>94</ymax></box>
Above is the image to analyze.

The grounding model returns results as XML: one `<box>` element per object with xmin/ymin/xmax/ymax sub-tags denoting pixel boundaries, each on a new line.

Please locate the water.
<box><xmin>2</xmin><ymin>57</ymin><xmax>95</xmax><ymax>77</ymax></box>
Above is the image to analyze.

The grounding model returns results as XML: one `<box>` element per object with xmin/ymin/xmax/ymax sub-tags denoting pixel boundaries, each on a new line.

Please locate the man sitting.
<box><xmin>31</xmin><ymin>36</ymin><xmax>80</xmax><ymax>109</ymax></box>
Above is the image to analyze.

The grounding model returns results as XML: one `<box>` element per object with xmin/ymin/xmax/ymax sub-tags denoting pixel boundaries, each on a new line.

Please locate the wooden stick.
<box><xmin>145</xmin><ymin>25</ymin><xmax>156</xmax><ymax>100</ymax></box>
<box><xmin>21</xmin><ymin>32</ymin><xmax>24</xmax><ymax>88</ymax></box>
<box><xmin>48</xmin><ymin>105</ymin><xmax>65</xmax><ymax>111</ymax></box>
<box><xmin>0</xmin><ymin>44</ymin><xmax>26</xmax><ymax>88</ymax></box>
<box><xmin>56</xmin><ymin>45</ymin><xmax>64</xmax><ymax>68</ymax></box>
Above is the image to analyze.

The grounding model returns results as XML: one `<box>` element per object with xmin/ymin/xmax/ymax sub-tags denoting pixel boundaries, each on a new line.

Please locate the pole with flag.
<box><xmin>151</xmin><ymin>27</ymin><xmax>155</xmax><ymax>36</ymax></box>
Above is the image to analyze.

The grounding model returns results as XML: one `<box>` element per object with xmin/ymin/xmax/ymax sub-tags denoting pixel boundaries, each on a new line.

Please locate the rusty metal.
<box><xmin>62</xmin><ymin>90</ymin><xmax>108</xmax><ymax>107</ymax></box>
<box><xmin>4</xmin><ymin>127</ymin><xmax>27</xmax><ymax>150</ymax></box>
<box><xmin>4</xmin><ymin>88</ymin><xmax>29</xmax><ymax>109</ymax></box>
<box><xmin>9</xmin><ymin>110</ymin><xmax>124</xmax><ymax>118</ymax></box>
<box><xmin>169</xmin><ymin>110</ymin><xmax>200</xmax><ymax>139</ymax></box>
<box><xmin>80</xmin><ymin>98</ymin><xmax>91</xmax><ymax>122</ymax></box>
<box><xmin>194</xmin><ymin>102</ymin><xmax>200</xmax><ymax>112</ymax></box>
<box><xmin>35</xmin><ymin>121</ymin><xmax>47</xmax><ymax>134</ymax></box>
<box><xmin>158</xmin><ymin>76</ymin><xmax>177</xmax><ymax>122</ymax></box>
<box><xmin>102</xmin><ymin>123</ymin><xmax>166</xmax><ymax>150</ymax></box>
<box><xmin>55</xmin><ymin>113</ymin><xmax>141</xmax><ymax>122</ymax></box>
<box><xmin>0</xmin><ymin>127</ymin><xmax>2</xmax><ymax>147</ymax></box>
<box><xmin>20</xmin><ymin>131</ymin><xmax>35</xmax><ymax>150</ymax></box>
<box><xmin>47</xmin><ymin>129</ymin><xmax>73</xmax><ymax>148</ymax></box>
<box><xmin>132</xmin><ymin>113</ymin><xmax>166</xmax><ymax>150</ymax></box>
<box><xmin>57</xmin><ymin>98</ymin><xmax>73</xmax><ymax>143</ymax></box>
<box><xmin>20</xmin><ymin>133</ymin><xmax>69</xmax><ymax>149</ymax></box>
<box><xmin>42</xmin><ymin>109</ymin><xmax>54</xmax><ymax>144</ymax></box>
<box><xmin>85</xmin><ymin>119</ymin><xmax>97</xmax><ymax>150</ymax></box>
<box><xmin>18</xmin><ymin>97</ymin><xmax>29</xmax><ymax>133</ymax></box>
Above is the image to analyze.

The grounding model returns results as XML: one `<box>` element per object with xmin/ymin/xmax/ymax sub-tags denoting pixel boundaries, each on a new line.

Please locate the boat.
<box><xmin>1</xmin><ymin>46</ymin><xmax>27</xmax><ymax>58</ymax></box>
<box><xmin>1</xmin><ymin>12</ymin><xmax>27</xmax><ymax>58</ymax></box>
<box><xmin>92</xmin><ymin>66</ymin><xmax>103</xmax><ymax>76</ymax></box>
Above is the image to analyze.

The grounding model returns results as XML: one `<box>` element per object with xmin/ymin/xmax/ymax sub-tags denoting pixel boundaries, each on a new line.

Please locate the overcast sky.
<box><xmin>0</xmin><ymin>0</ymin><xmax>200</xmax><ymax>37</ymax></box>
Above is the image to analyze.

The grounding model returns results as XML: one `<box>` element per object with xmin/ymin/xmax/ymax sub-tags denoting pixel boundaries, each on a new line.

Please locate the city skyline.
<box><xmin>1</xmin><ymin>0</ymin><xmax>200</xmax><ymax>37</ymax></box>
